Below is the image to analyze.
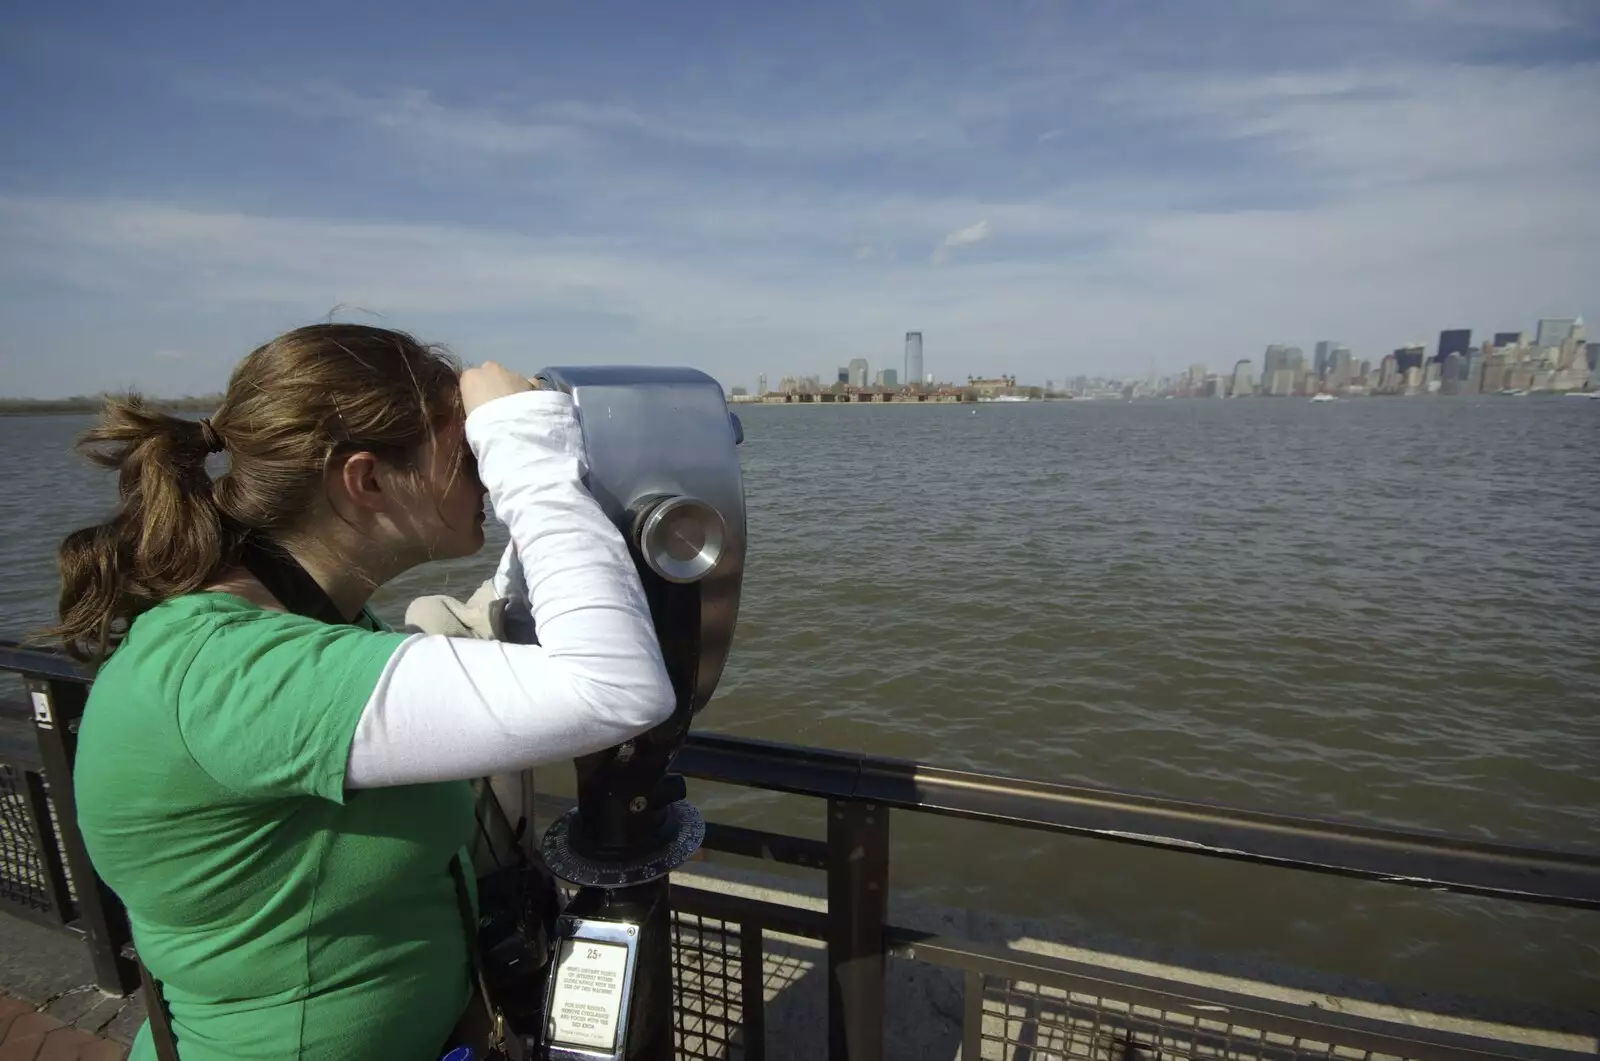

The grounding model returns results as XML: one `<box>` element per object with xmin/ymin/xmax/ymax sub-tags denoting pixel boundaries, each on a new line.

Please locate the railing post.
<box><xmin>739</xmin><ymin>922</ymin><xmax>766</xmax><ymax>1061</ymax></box>
<box><xmin>961</xmin><ymin>970</ymin><xmax>984</xmax><ymax>1060</ymax></box>
<box><xmin>826</xmin><ymin>799</ymin><xmax>889</xmax><ymax>1061</ymax></box>
<box><xmin>27</xmin><ymin>676</ymin><xmax>137</xmax><ymax>995</ymax></box>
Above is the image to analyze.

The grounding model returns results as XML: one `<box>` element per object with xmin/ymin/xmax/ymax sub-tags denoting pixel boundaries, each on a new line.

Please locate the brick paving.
<box><xmin>0</xmin><ymin>994</ymin><xmax>127</xmax><ymax>1061</ymax></box>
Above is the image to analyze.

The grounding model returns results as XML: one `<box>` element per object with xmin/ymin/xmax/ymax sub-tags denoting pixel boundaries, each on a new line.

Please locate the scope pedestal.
<box><xmin>529</xmin><ymin>365</ymin><xmax>745</xmax><ymax>1061</ymax></box>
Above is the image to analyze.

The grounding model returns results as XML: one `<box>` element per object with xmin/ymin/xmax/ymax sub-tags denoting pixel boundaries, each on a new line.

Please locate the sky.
<box><xmin>1</xmin><ymin>0</ymin><xmax>1597</xmax><ymax>397</ymax></box>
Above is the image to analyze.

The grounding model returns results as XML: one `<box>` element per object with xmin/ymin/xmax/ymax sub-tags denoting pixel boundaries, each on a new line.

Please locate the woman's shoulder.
<box><xmin>115</xmin><ymin>592</ymin><xmax>287</xmax><ymax>656</ymax></box>
<box><xmin>104</xmin><ymin>593</ymin><xmax>391</xmax><ymax>687</ymax></box>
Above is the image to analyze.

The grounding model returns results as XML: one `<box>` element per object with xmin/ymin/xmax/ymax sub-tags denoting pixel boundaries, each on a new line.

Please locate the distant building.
<box><xmin>1378</xmin><ymin>355</ymin><xmax>1400</xmax><ymax>392</ymax></box>
<box><xmin>1230</xmin><ymin>359</ymin><xmax>1254</xmax><ymax>397</ymax></box>
<box><xmin>729</xmin><ymin>385</ymin><xmax>748</xmax><ymax>396</ymax></box>
<box><xmin>848</xmin><ymin>358</ymin><xmax>870</xmax><ymax>388</ymax></box>
<box><xmin>1393</xmin><ymin>344</ymin><xmax>1426</xmax><ymax>376</ymax></box>
<box><xmin>1481</xmin><ymin>354</ymin><xmax>1509</xmax><ymax>393</ymax></box>
<box><xmin>1587</xmin><ymin>342</ymin><xmax>1600</xmax><ymax>374</ymax></box>
<box><xmin>1284</xmin><ymin>347</ymin><xmax>1307</xmax><ymax>393</ymax></box>
<box><xmin>876</xmin><ymin>368</ymin><xmax>899</xmax><ymax>387</ymax></box>
<box><xmin>757</xmin><ymin>373</ymin><xmax>768</xmax><ymax>396</ymax></box>
<box><xmin>1268</xmin><ymin>368</ymin><xmax>1296</xmax><ymax>396</ymax></box>
<box><xmin>837</xmin><ymin>367</ymin><xmax>849</xmax><ymax>384</ymax></box>
<box><xmin>904</xmin><ymin>332</ymin><xmax>924</xmax><ymax>390</ymax></box>
<box><xmin>1313</xmin><ymin>340</ymin><xmax>1338</xmax><ymax>380</ymax></box>
<box><xmin>1438</xmin><ymin>353</ymin><xmax>1466</xmax><ymax>395</ymax></box>
<box><xmin>965</xmin><ymin>375</ymin><xmax>1018</xmax><ymax>397</ymax></box>
<box><xmin>1328</xmin><ymin>346</ymin><xmax>1354</xmax><ymax>388</ymax></box>
<box><xmin>1261</xmin><ymin>344</ymin><xmax>1289</xmax><ymax>383</ymax></box>
<box><xmin>1493</xmin><ymin>331</ymin><xmax>1524</xmax><ymax>349</ymax></box>
<box><xmin>1535</xmin><ymin>318</ymin><xmax>1577</xmax><ymax>351</ymax></box>
<box><xmin>1436</xmin><ymin>329</ymin><xmax>1472</xmax><ymax>363</ymax></box>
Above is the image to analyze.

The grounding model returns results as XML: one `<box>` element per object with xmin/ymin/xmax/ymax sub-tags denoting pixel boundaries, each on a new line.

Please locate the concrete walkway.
<box><xmin>0</xmin><ymin>993</ymin><xmax>128</xmax><ymax>1061</ymax></box>
<box><xmin>0</xmin><ymin>915</ymin><xmax>142</xmax><ymax>1061</ymax></box>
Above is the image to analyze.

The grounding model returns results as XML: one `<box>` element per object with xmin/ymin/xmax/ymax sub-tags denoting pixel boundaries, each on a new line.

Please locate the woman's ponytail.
<box><xmin>49</xmin><ymin>395</ymin><xmax>233</xmax><ymax>660</ymax></box>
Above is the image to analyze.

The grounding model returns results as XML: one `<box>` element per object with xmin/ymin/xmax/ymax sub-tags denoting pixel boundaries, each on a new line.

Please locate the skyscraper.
<box><xmin>1535</xmin><ymin>318</ymin><xmax>1577</xmax><ymax>350</ymax></box>
<box><xmin>757</xmin><ymin>373</ymin><xmax>768</xmax><ymax>397</ymax></box>
<box><xmin>1493</xmin><ymin>332</ymin><xmax>1524</xmax><ymax>348</ymax></box>
<box><xmin>1436</xmin><ymin>329</ymin><xmax>1472</xmax><ymax>363</ymax></box>
<box><xmin>1328</xmin><ymin>346</ymin><xmax>1354</xmax><ymax>388</ymax></box>
<box><xmin>837</xmin><ymin>367</ymin><xmax>849</xmax><ymax>384</ymax></box>
<box><xmin>1262</xmin><ymin>344</ymin><xmax>1288</xmax><ymax>381</ymax></box>
<box><xmin>1393</xmin><ymin>344</ymin><xmax>1426</xmax><ymax>376</ymax></box>
<box><xmin>1230</xmin><ymin>360</ymin><xmax>1254</xmax><ymax>397</ymax></box>
<box><xmin>1282</xmin><ymin>347</ymin><xmax>1306</xmax><ymax>394</ymax></box>
<box><xmin>848</xmin><ymin>358</ymin><xmax>869</xmax><ymax>388</ymax></box>
<box><xmin>1378</xmin><ymin>356</ymin><xmax>1400</xmax><ymax>392</ymax></box>
<box><xmin>1313</xmin><ymin>340</ymin><xmax>1338</xmax><ymax>380</ymax></box>
<box><xmin>904</xmin><ymin>332</ymin><xmax>924</xmax><ymax>390</ymax></box>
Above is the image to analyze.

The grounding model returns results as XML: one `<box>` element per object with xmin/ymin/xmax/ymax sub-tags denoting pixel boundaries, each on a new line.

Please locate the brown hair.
<box><xmin>48</xmin><ymin>324</ymin><xmax>462</xmax><ymax>661</ymax></box>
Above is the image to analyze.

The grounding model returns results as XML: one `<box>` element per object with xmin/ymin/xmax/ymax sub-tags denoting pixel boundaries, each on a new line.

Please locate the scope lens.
<box><xmin>639</xmin><ymin>496</ymin><xmax>725</xmax><ymax>583</ymax></box>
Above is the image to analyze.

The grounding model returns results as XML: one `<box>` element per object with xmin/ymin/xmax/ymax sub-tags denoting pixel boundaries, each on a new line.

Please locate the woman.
<box><xmin>56</xmin><ymin>324</ymin><xmax>674</xmax><ymax>1060</ymax></box>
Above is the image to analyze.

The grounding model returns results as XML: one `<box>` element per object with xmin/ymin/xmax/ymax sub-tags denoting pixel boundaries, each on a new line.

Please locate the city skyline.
<box><xmin>744</xmin><ymin>311</ymin><xmax>1593</xmax><ymax>398</ymax></box>
<box><xmin>1</xmin><ymin>3</ymin><xmax>1597</xmax><ymax>398</ymax></box>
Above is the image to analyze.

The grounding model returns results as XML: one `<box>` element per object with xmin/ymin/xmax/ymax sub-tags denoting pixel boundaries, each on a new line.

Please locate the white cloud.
<box><xmin>226</xmin><ymin>78</ymin><xmax>973</xmax><ymax>164</ymax></box>
<box><xmin>932</xmin><ymin>219</ymin><xmax>992</xmax><ymax>264</ymax></box>
<box><xmin>3</xmin><ymin>37</ymin><xmax>1598</xmax><ymax>393</ymax></box>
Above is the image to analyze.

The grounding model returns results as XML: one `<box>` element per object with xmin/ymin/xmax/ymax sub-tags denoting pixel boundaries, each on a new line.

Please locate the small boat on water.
<box><xmin>1310</xmin><ymin>393</ymin><xmax>1336</xmax><ymax>403</ymax></box>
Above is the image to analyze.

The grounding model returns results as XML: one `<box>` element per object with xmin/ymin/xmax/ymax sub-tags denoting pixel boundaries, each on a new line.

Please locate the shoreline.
<box><xmin>0</xmin><ymin>401</ymin><xmax>219</xmax><ymax>417</ymax></box>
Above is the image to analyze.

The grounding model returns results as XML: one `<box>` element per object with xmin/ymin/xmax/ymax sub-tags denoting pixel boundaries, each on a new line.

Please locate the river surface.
<box><xmin>2</xmin><ymin>397</ymin><xmax>1597</xmax><ymax>1011</ymax></box>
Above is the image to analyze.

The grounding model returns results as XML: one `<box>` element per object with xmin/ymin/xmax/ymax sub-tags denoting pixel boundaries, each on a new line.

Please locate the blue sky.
<box><xmin>1</xmin><ymin>0</ymin><xmax>1597</xmax><ymax>397</ymax></box>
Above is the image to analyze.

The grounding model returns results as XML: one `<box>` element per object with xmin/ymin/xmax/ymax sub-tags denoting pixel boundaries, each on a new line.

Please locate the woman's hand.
<box><xmin>460</xmin><ymin>362</ymin><xmax>539</xmax><ymax>417</ymax></box>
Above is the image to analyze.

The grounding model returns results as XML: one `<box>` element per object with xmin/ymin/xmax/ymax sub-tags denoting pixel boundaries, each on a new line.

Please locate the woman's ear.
<box><xmin>332</xmin><ymin>450</ymin><xmax>386</xmax><ymax>513</ymax></box>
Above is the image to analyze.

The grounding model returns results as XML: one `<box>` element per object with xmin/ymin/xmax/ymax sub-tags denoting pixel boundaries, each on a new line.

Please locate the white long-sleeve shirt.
<box><xmin>345</xmin><ymin>389</ymin><xmax>673</xmax><ymax>788</ymax></box>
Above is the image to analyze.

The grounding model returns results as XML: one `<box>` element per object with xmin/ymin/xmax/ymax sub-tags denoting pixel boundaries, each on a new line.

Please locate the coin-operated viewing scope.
<box><xmin>532</xmin><ymin>366</ymin><xmax>745</xmax><ymax>1061</ymax></box>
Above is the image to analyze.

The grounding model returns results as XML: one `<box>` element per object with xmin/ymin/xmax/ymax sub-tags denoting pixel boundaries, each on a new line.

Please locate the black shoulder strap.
<box><xmin>450</xmin><ymin>855</ymin><xmax>508</xmax><ymax>1055</ymax></box>
<box><xmin>239</xmin><ymin>537</ymin><xmax>358</xmax><ymax>626</ymax></box>
<box><xmin>143</xmin><ymin>538</ymin><xmax>359</xmax><ymax>1060</ymax></box>
<box><xmin>139</xmin><ymin>956</ymin><xmax>181</xmax><ymax>1061</ymax></box>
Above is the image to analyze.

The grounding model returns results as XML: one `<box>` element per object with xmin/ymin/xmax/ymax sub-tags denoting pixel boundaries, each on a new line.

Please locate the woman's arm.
<box><xmin>345</xmin><ymin>389</ymin><xmax>672</xmax><ymax>788</ymax></box>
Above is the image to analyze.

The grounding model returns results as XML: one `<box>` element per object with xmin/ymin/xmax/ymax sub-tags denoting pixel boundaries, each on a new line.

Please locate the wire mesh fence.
<box><xmin>673</xmin><ymin>911</ymin><xmax>748</xmax><ymax>1060</ymax></box>
<box><xmin>972</xmin><ymin>974</ymin><xmax>1419</xmax><ymax>1061</ymax></box>
<box><xmin>0</xmin><ymin>760</ymin><xmax>55</xmax><ymax>917</ymax></box>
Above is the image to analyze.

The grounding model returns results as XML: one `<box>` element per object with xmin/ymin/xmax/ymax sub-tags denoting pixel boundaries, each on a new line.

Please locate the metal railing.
<box><xmin>2</xmin><ymin>639</ymin><xmax>1597</xmax><ymax>1060</ymax></box>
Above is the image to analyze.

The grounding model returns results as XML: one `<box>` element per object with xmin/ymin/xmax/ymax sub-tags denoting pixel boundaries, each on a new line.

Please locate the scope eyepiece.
<box><xmin>634</xmin><ymin>495</ymin><xmax>725</xmax><ymax>584</ymax></box>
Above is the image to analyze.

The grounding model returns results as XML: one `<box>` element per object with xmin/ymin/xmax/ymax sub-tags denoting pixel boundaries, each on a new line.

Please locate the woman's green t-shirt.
<box><xmin>74</xmin><ymin>593</ymin><xmax>476</xmax><ymax>1061</ymax></box>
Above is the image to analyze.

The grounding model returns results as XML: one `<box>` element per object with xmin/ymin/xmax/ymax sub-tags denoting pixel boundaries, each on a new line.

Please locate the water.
<box><xmin>3</xmin><ymin>398</ymin><xmax>1597</xmax><ymax>1011</ymax></box>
